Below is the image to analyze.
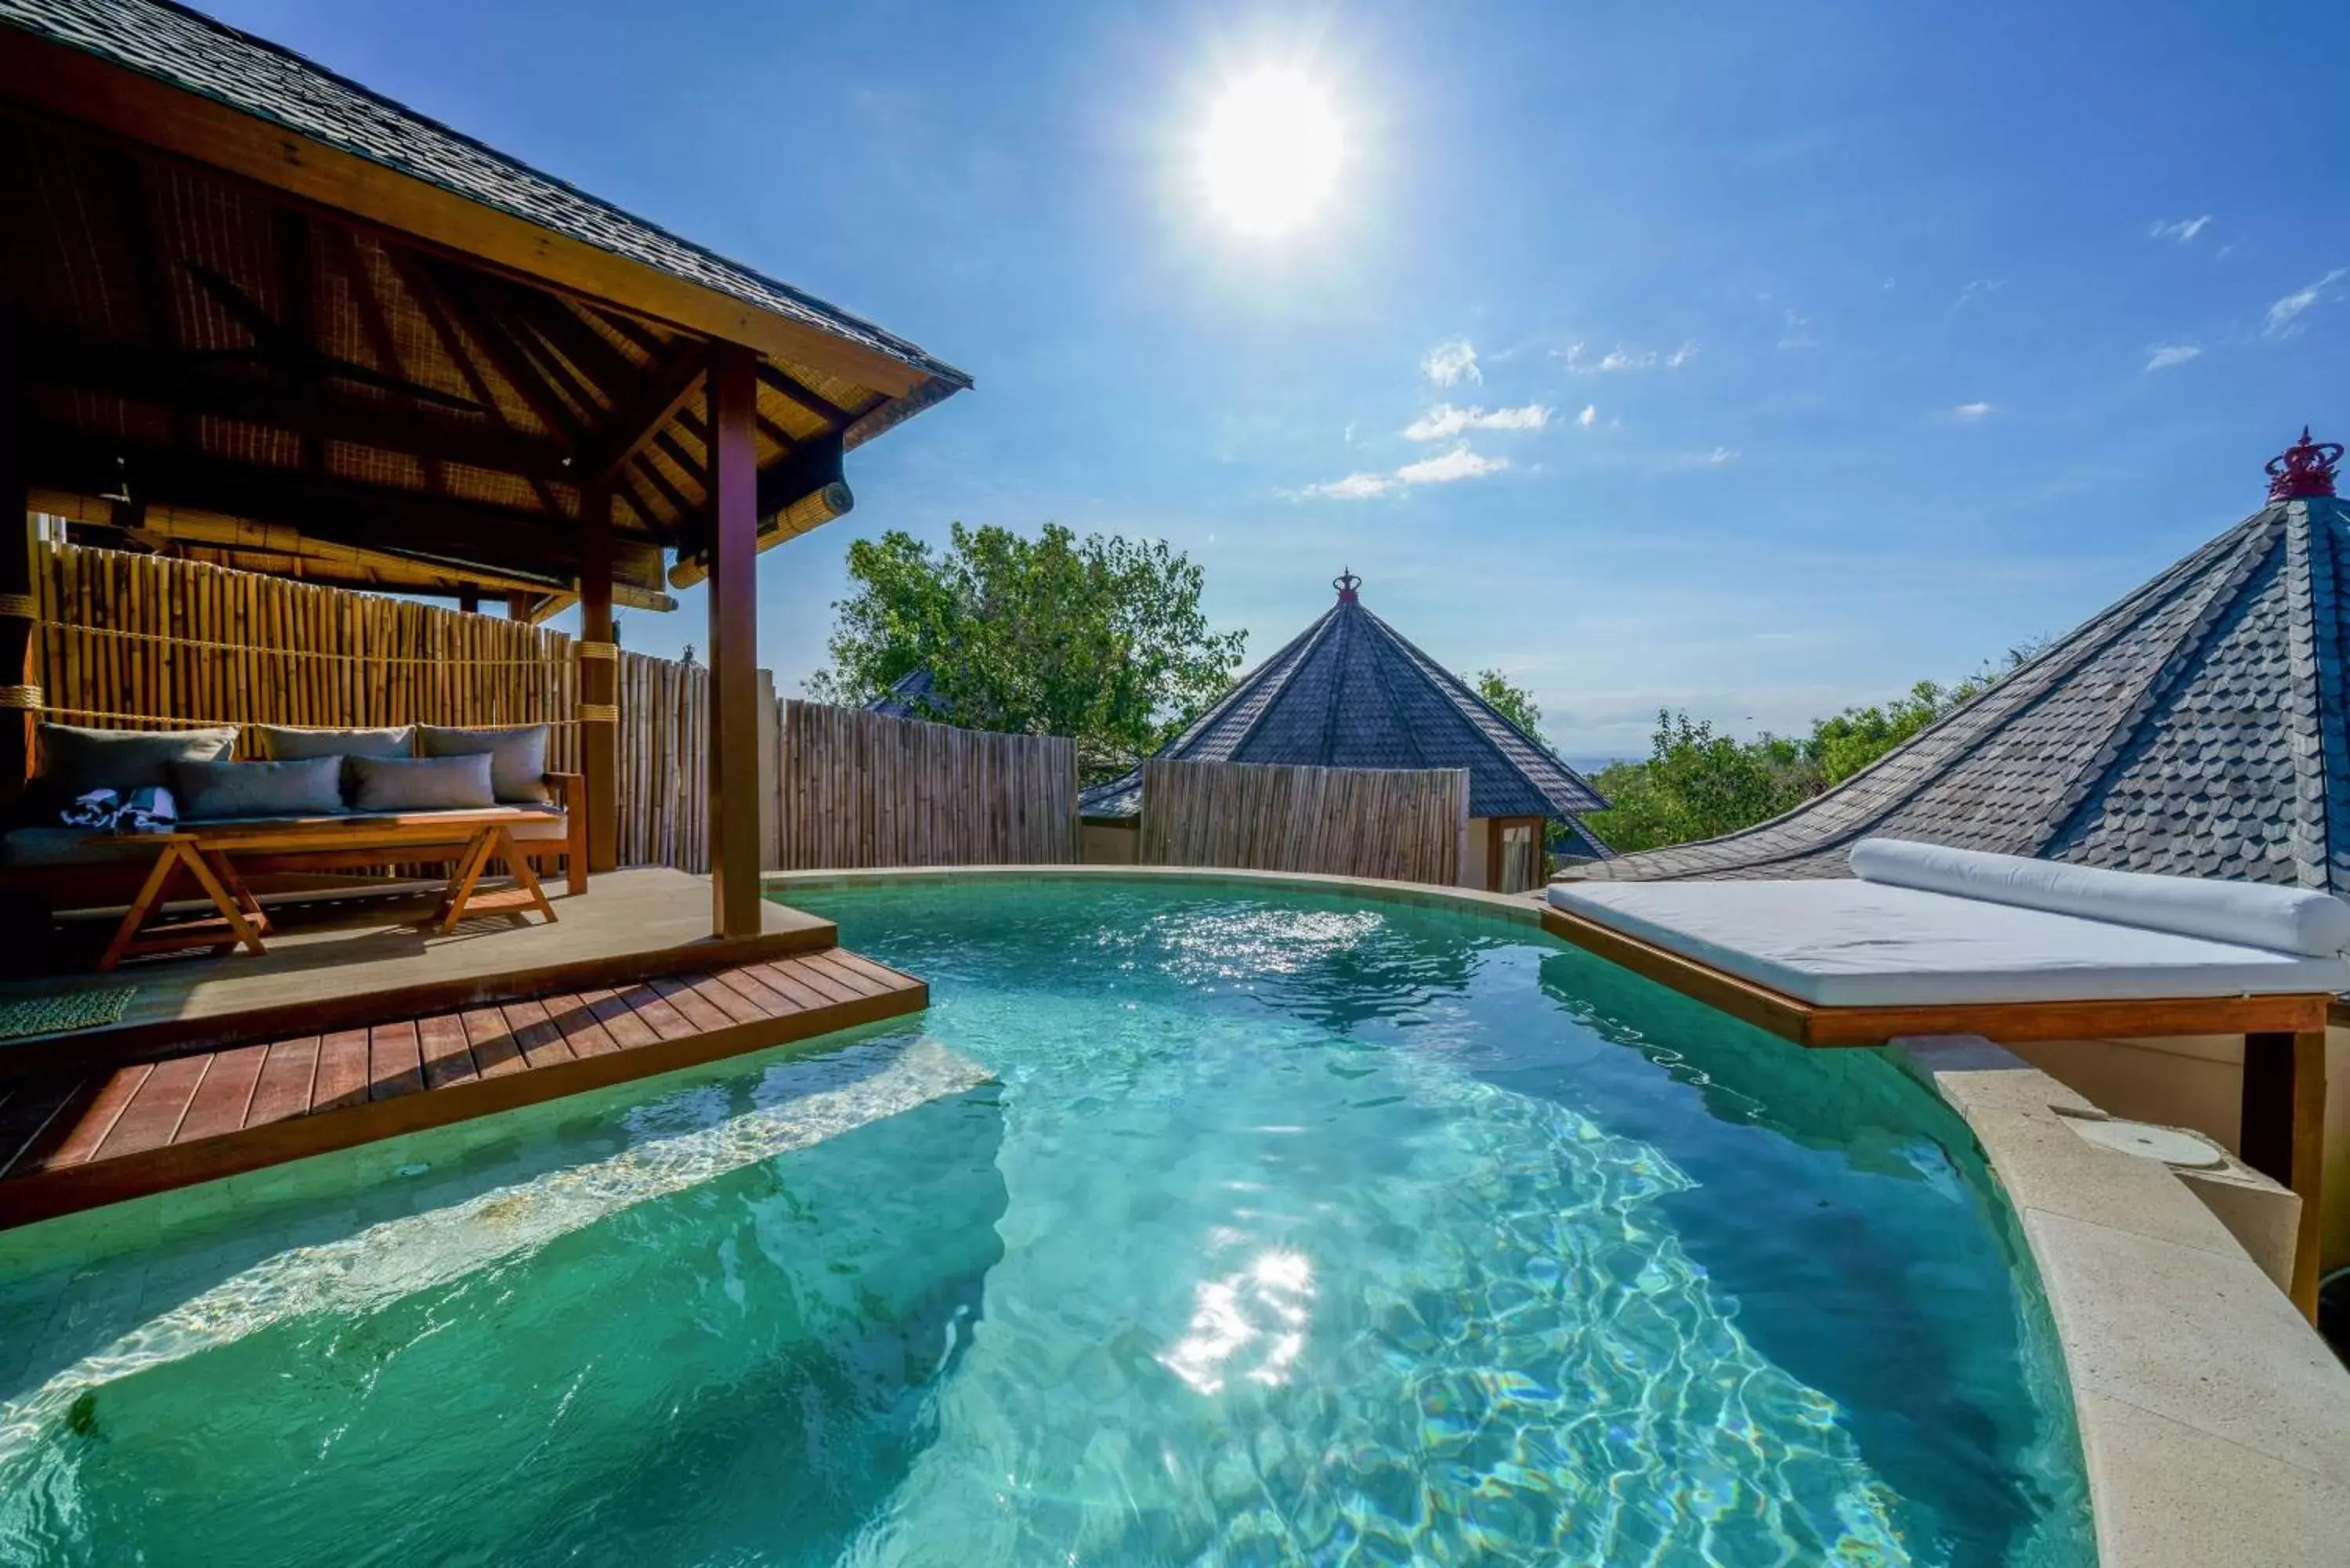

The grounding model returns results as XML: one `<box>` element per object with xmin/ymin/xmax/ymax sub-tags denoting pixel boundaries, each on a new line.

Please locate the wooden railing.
<box><xmin>1138</xmin><ymin>758</ymin><xmax>1467</xmax><ymax>885</ymax></box>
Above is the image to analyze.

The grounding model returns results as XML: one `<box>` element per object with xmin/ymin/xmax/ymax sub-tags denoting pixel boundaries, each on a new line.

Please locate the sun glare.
<box><xmin>1195</xmin><ymin>67</ymin><xmax>1345</xmax><ymax>239</ymax></box>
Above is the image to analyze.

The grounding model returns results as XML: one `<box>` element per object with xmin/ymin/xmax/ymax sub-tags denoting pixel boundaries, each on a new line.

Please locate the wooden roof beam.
<box><xmin>326</xmin><ymin>225</ymin><xmax>445</xmax><ymax>493</ymax></box>
<box><xmin>578</xmin><ymin>341</ymin><xmax>709</xmax><ymax>490</ymax></box>
<box><xmin>754</xmin><ymin>362</ymin><xmax>854</xmax><ymax>426</ymax></box>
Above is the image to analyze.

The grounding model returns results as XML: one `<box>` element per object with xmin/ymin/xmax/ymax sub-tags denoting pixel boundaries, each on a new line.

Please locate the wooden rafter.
<box><xmin>327</xmin><ymin>226</ymin><xmax>444</xmax><ymax>493</ymax></box>
<box><xmin>579</xmin><ymin>341</ymin><xmax>709</xmax><ymax>490</ymax></box>
<box><xmin>755</xmin><ymin>361</ymin><xmax>853</xmax><ymax>425</ymax></box>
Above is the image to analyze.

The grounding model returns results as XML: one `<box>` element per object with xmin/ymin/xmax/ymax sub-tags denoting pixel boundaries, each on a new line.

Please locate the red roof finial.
<box><xmin>1334</xmin><ymin>568</ymin><xmax>1361</xmax><ymax>602</ymax></box>
<box><xmin>2267</xmin><ymin>428</ymin><xmax>2342</xmax><ymax>500</ymax></box>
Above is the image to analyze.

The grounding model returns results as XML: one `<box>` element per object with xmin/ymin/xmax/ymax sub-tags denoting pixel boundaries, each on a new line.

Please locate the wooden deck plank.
<box><xmin>775</xmin><ymin>956</ymin><xmax>863</xmax><ymax>1006</ymax></box>
<box><xmin>367</xmin><ymin>1022</ymin><xmax>426</xmax><ymax>1102</ymax></box>
<box><xmin>416</xmin><ymin>1014</ymin><xmax>478</xmax><ymax>1089</ymax></box>
<box><xmin>501</xmin><ymin>999</ymin><xmax>574</xmax><ymax>1070</ymax></box>
<box><xmin>579</xmin><ymin>988</ymin><xmax>661</xmax><ymax>1050</ymax></box>
<box><xmin>745</xmin><ymin>959</ymin><xmax>839</xmax><ymax>1013</ymax></box>
<box><xmin>678</xmin><ymin>972</ymin><xmax>775</xmax><ymax>1026</ymax></box>
<box><xmin>461</xmin><ymin>1007</ymin><xmax>528</xmax><ymax>1078</ymax></box>
<box><xmin>173</xmin><ymin>1043</ymin><xmax>268</xmax><ymax>1143</ymax></box>
<box><xmin>617</xmin><ymin>981</ymin><xmax>703</xmax><ymax>1042</ymax></box>
<box><xmin>821</xmin><ymin>949</ymin><xmax>918</xmax><ymax>992</ymax></box>
<box><xmin>0</xmin><ymin>948</ymin><xmax>929</xmax><ymax>1231</ymax></box>
<box><xmin>540</xmin><ymin>993</ymin><xmax>620</xmax><ymax>1057</ymax></box>
<box><xmin>245</xmin><ymin>1039</ymin><xmax>320</xmax><ymax>1128</ymax></box>
<box><xmin>646</xmin><ymin>974</ymin><xmax>739</xmax><ymax>1032</ymax></box>
<box><xmin>0</xmin><ymin>1077</ymin><xmax>89</xmax><ymax>1177</ymax></box>
<box><xmin>95</xmin><ymin>1054</ymin><xmax>212</xmax><ymax>1160</ymax></box>
<box><xmin>38</xmin><ymin>1065</ymin><xmax>153</xmax><ymax>1170</ymax></box>
<box><xmin>800</xmin><ymin>950</ymin><xmax>892</xmax><ymax>1000</ymax></box>
<box><xmin>313</xmin><ymin>1030</ymin><xmax>373</xmax><ymax>1113</ymax></box>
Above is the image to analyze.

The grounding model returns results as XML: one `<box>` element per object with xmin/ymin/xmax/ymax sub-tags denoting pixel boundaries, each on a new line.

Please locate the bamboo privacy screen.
<box><xmin>615</xmin><ymin>650</ymin><xmax>708</xmax><ymax>873</ymax></box>
<box><xmin>1137</xmin><ymin>759</ymin><xmax>1468</xmax><ymax>884</ymax></box>
<box><xmin>27</xmin><ymin>542</ymin><xmax>579</xmax><ymax>768</ymax></box>
<box><xmin>775</xmin><ymin>701</ymin><xmax>1079</xmax><ymax>869</ymax></box>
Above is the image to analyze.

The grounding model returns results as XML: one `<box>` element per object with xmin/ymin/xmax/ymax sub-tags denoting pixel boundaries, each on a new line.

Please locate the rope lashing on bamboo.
<box><xmin>0</xmin><ymin>685</ymin><xmax>42</xmax><ymax>710</ymax></box>
<box><xmin>0</xmin><ymin>594</ymin><xmax>38</xmax><ymax>620</ymax></box>
<box><xmin>24</xmin><ymin>703</ymin><xmax>584</xmax><ymax>730</ymax></box>
<box><xmin>577</xmin><ymin>703</ymin><xmax>619</xmax><ymax>723</ymax></box>
<box><xmin>576</xmin><ymin>641</ymin><xmax>618</xmax><ymax>661</ymax></box>
<box><xmin>29</xmin><ymin>620</ymin><xmax>575</xmax><ymax>667</ymax></box>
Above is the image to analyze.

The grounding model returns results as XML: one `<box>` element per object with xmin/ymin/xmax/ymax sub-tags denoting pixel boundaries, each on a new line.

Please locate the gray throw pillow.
<box><xmin>348</xmin><ymin>753</ymin><xmax>497</xmax><ymax>813</ymax></box>
<box><xmin>414</xmin><ymin>724</ymin><xmax>549</xmax><ymax>804</ymax></box>
<box><xmin>34</xmin><ymin>724</ymin><xmax>237</xmax><ymax>805</ymax></box>
<box><xmin>255</xmin><ymin>724</ymin><xmax>413</xmax><ymax>761</ymax></box>
<box><xmin>171</xmin><ymin>757</ymin><xmax>345</xmax><ymax>821</ymax></box>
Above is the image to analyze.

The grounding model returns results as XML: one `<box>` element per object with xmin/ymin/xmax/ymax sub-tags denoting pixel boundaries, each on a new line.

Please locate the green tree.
<box><xmin>1586</xmin><ymin>711</ymin><xmax>1815</xmax><ymax>853</ymax></box>
<box><xmin>1472</xmin><ymin>670</ymin><xmax>1543</xmax><ymax>741</ymax></box>
<box><xmin>808</xmin><ymin>522</ymin><xmax>1247</xmax><ymax>778</ymax></box>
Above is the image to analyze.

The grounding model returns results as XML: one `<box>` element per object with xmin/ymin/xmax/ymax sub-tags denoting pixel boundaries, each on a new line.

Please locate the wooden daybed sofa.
<box><xmin>0</xmin><ymin>721</ymin><xmax>588</xmax><ymax>929</ymax></box>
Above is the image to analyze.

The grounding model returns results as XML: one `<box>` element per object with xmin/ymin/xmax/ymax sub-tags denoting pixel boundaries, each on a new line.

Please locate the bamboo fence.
<box><xmin>27</xmin><ymin>541</ymin><xmax>579</xmax><ymax>768</ymax></box>
<box><xmin>616</xmin><ymin>649</ymin><xmax>708</xmax><ymax>873</ymax></box>
<box><xmin>1137</xmin><ymin>758</ymin><xmax>1467</xmax><ymax>884</ymax></box>
<box><xmin>776</xmin><ymin>701</ymin><xmax>1078</xmax><ymax>869</ymax></box>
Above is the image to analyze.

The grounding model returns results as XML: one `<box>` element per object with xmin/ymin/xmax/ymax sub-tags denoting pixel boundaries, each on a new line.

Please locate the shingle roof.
<box><xmin>1080</xmin><ymin>580</ymin><xmax>1611</xmax><ymax>840</ymax></box>
<box><xmin>1567</xmin><ymin>487</ymin><xmax>2350</xmax><ymax>893</ymax></box>
<box><xmin>0</xmin><ymin>0</ymin><xmax>971</xmax><ymax>392</ymax></box>
<box><xmin>866</xmin><ymin>667</ymin><xmax>947</xmax><ymax>721</ymax></box>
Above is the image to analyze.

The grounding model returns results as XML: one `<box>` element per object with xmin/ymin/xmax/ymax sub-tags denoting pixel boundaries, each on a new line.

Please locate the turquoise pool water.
<box><xmin>0</xmin><ymin>879</ymin><xmax>2092</xmax><ymax>1566</ymax></box>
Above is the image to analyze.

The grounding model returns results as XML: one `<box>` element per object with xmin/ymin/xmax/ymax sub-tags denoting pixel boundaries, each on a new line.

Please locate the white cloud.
<box><xmin>1950</xmin><ymin>401</ymin><xmax>1996</xmax><ymax>421</ymax></box>
<box><xmin>2144</xmin><ymin>343</ymin><xmax>2202</xmax><ymax>371</ymax></box>
<box><xmin>1684</xmin><ymin>446</ymin><xmax>1739</xmax><ymax>467</ymax></box>
<box><xmin>1777</xmin><ymin>310</ymin><xmax>1816</xmax><ymax>349</ymax></box>
<box><xmin>1395</xmin><ymin>443</ymin><xmax>1509</xmax><ymax>485</ymax></box>
<box><xmin>1561</xmin><ymin>339</ymin><xmax>1697</xmax><ymax>373</ymax></box>
<box><xmin>1954</xmin><ymin>280</ymin><xmax>2003</xmax><ymax>309</ymax></box>
<box><xmin>1421</xmin><ymin>339</ymin><xmax>1480</xmax><ymax>386</ymax></box>
<box><xmin>1301</xmin><ymin>471</ymin><xmax>1392</xmax><ymax>500</ymax></box>
<box><xmin>1578</xmin><ymin>403</ymin><xmax>1597</xmax><ymax>428</ymax></box>
<box><xmin>2149</xmin><ymin>215</ymin><xmax>2212</xmax><ymax>243</ymax></box>
<box><xmin>1401</xmin><ymin>403</ymin><xmax>1552</xmax><ymax>441</ymax></box>
<box><xmin>2265</xmin><ymin>269</ymin><xmax>2345</xmax><ymax>338</ymax></box>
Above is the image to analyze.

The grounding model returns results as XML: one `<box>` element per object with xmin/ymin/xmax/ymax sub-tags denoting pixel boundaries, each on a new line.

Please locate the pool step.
<box><xmin>0</xmin><ymin>949</ymin><xmax>927</xmax><ymax>1231</ymax></box>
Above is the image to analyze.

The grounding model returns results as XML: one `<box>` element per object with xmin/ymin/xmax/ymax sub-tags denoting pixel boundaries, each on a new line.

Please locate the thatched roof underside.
<box><xmin>0</xmin><ymin>0</ymin><xmax>970</xmax><ymax>609</ymax></box>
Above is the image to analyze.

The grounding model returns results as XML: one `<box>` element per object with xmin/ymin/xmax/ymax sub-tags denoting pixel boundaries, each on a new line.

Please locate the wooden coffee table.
<box><xmin>94</xmin><ymin>815</ymin><xmax>558</xmax><ymax>970</ymax></box>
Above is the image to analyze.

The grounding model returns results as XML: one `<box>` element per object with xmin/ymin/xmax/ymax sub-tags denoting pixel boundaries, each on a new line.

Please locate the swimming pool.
<box><xmin>0</xmin><ymin>877</ymin><xmax>2092</xmax><ymax>1565</ymax></box>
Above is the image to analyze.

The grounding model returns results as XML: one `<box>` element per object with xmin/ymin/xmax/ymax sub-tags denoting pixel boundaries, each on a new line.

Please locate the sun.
<box><xmin>1195</xmin><ymin>67</ymin><xmax>1345</xmax><ymax>239</ymax></box>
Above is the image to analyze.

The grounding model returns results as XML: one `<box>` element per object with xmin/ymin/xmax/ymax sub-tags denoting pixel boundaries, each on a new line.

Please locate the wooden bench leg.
<box><xmin>98</xmin><ymin>841</ymin><xmax>185</xmax><ymax>971</ymax></box>
<box><xmin>432</xmin><ymin>829</ymin><xmax>497</xmax><ymax>934</ymax></box>
<box><xmin>493</xmin><ymin>826</ymin><xmax>559</xmax><ymax>925</ymax></box>
<box><xmin>202</xmin><ymin>849</ymin><xmax>272</xmax><ymax>938</ymax></box>
<box><xmin>180</xmin><ymin>846</ymin><xmax>268</xmax><ymax>956</ymax></box>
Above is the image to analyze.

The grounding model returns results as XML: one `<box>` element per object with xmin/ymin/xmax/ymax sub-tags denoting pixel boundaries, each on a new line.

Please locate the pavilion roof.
<box><xmin>1566</xmin><ymin>433</ymin><xmax>2350</xmax><ymax>894</ymax></box>
<box><xmin>0</xmin><ymin>0</ymin><xmax>969</xmax><ymax>609</ymax></box>
<box><xmin>1082</xmin><ymin>575</ymin><xmax>1611</xmax><ymax>835</ymax></box>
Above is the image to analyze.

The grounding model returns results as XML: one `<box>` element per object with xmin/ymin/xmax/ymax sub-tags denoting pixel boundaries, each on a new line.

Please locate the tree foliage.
<box><xmin>808</xmin><ymin>523</ymin><xmax>1247</xmax><ymax>777</ymax></box>
<box><xmin>1472</xmin><ymin>670</ymin><xmax>1543</xmax><ymax>740</ymax></box>
<box><xmin>1585</xmin><ymin>641</ymin><xmax>2046</xmax><ymax>854</ymax></box>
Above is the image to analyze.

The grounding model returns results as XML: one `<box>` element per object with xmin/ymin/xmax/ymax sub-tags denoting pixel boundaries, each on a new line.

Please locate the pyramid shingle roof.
<box><xmin>1569</xmin><ymin>465</ymin><xmax>2350</xmax><ymax>891</ymax></box>
<box><xmin>1081</xmin><ymin>580</ymin><xmax>1610</xmax><ymax>841</ymax></box>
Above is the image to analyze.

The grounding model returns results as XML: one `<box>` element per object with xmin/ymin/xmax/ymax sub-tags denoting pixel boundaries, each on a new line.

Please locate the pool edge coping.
<box><xmin>769</xmin><ymin>865</ymin><xmax>2350</xmax><ymax>1566</ymax></box>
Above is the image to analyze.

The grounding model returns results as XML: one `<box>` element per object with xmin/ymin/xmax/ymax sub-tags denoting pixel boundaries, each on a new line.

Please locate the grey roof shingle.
<box><xmin>0</xmin><ymin>0</ymin><xmax>971</xmax><ymax>392</ymax></box>
<box><xmin>1080</xmin><ymin>584</ymin><xmax>1611</xmax><ymax>844</ymax></box>
<box><xmin>1567</xmin><ymin>496</ymin><xmax>2350</xmax><ymax>892</ymax></box>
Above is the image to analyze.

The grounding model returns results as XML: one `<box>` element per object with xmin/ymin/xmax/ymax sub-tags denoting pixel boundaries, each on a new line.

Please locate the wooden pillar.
<box><xmin>705</xmin><ymin>342</ymin><xmax>763</xmax><ymax>938</ymax></box>
<box><xmin>578</xmin><ymin>485</ymin><xmax>620</xmax><ymax>875</ymax></box>
<box><xmin>0</xmin><ymin>311</ymin><xmax>32</xmax><ymax>806</ymax></box>
<box><xmin>506</xmin><ymin>591</ymin><xmax>533</xmax><ymax>621</ymax></box>
<box><xmin>2242</xmin><ymin>1029</ymin><xmax>2326</xmax><ymax>1319</ymax></box>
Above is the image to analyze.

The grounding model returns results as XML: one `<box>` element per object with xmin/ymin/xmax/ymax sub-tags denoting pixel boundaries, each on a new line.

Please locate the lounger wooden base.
<box><xmin>1540</xmin><ymin>901</ymin><xmax>2333</xmax><ymax>1320</ymax></box>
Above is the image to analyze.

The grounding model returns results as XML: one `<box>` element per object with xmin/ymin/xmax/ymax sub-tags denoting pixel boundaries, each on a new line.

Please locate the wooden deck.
<box><xmin>0</xmin><ymin>866</ymin><xmax>837</xmax><ymax>1075</ymax></box>
<box><xmin>0</xmin><ymin>948</ymin><xmax>926</xmax><ymax>1230</ymax></box>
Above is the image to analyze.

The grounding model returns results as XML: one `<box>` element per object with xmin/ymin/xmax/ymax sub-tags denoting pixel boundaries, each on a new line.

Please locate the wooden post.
<box><xmin>0</xmin><ymin>310</ymin><xmax>32</xmax><ymax>805</ymax></box>
<box><xmin>578</xmin><ymin>484</ymin><xmax>620</xmax><ymax>874</ymax></box>
<box><xmin>2241</xmin><ymin>1030</ymin><xmax>2326</xmax><ymax>1320</ymax></box>
<box><xmin>706</xmin><ymin>343</ymin><xmax>762</xmax><ymax>938</ymax></box>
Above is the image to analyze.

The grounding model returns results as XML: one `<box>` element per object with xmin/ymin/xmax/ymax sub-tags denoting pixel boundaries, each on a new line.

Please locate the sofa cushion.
<box><xmin>348</xmin><ymin>753</ymin><xmax>496</xmax><ymax>812</ymax></box>
<box><xmin>169</xmin><ymin>757</ymin><xmax>344</xmax><ymax>821</ymax></box>
<box><xmin>414</xmin><ymin>724</ymin><xmax>549</xmax><ymax>804</ymax></box>
<box><xmin>34</xmin><ymin>723</ymin><xmax>236</xmax><ymax>807</ymax></box>
<box><xmin>254</xmin><ymin>724</ymin><xmax>413</xmax><ymax>762</ymax></box>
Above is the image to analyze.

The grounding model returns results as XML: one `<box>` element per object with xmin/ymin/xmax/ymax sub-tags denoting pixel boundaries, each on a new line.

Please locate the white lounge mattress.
<box><xmin>1546</xmin><ymin>879</ymin><xmax>2350</xmax><ymax>1008</ymax></box>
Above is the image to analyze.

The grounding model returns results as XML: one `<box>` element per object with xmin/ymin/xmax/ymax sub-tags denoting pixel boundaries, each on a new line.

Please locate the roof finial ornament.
<box><xmin>1334</xmin><ymin>567</ymin><xmax>1361</xmax><ymax>603</ymax></box>
<box><xmin>2267</xmin><ymin>427</ymin><xmax>2342</xmax><ymax>500</ymax></box>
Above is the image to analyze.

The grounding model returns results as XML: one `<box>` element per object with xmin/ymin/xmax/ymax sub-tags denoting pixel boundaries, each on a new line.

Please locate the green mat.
<box><xmin>0</xmin><ymin>985</ymin><xmax>136</xmax><ymax>1042</ymax></box>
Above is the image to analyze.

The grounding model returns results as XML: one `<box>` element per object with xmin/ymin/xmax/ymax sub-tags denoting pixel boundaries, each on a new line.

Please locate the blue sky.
<box><xmin>210</xmin><ymin>0</ymin><xmax>2350</xmax><ymax>761</ymax></box>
